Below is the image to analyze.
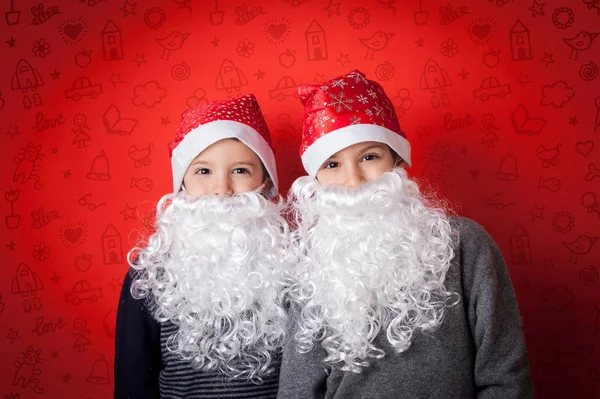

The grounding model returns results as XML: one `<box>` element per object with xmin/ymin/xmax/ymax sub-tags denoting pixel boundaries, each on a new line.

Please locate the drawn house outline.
<box><xmin>510</xmin><ymin>20</ymin><xmax>532</xmax><ymax>61</ymax></box>
<box><xmin>306</xmin><ymin>20</ymin><xmax>328</xmax><ymax>61</ymax></box>
<box><xmin>101</xmin><ymin>21</ymin><xmax>124</xmax><ymax>61</ymax></box>
<box><xmin>101</xmin><ymin>224</ymin><xmax>123</xmax><ymax>265</ymax></box>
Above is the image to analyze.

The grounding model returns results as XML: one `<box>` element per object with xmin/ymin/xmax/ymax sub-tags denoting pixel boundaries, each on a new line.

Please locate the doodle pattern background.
<box><xmin>1</xmin><ymin>0</ymin><xmax>599</xmax><ymax>397</ymax></box>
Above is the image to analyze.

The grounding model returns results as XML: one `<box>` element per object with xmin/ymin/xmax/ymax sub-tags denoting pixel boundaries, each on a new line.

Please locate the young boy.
<box><xmin>278</xmin><ymin>70</ymin><xmax>534</xmax><ymax>398</ymax></box>
<box><xmin>114</xmin><ymin>94</ymin><xmax>290</xmax><ymax>399</ymax></box>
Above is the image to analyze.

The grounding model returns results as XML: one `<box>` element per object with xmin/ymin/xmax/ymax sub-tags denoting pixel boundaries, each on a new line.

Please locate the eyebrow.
<box><xmin>323</xmin><ymin>144</ymin><xmax>387</xmax><ymax>163</ymax></box>
<box><xmin>189</xmin><ymin>160</ymin><xmax>259</xmax><ymax>168</ymax></box>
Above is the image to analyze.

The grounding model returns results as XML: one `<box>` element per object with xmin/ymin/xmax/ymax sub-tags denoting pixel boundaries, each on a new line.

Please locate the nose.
<box><xmin>213</xmin><ymin>177</ymin><xmax>233</xmax><ymax>196</ymax></box>
<box><xmin>344</xmin><ymin>164</ymin><xmax>366</xmax><ymax>188</ymax></box>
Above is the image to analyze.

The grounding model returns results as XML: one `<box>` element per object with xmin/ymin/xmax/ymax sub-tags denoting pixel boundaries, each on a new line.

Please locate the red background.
<box><xmin>1</xmin><ymin>0</ymin><xmax>599</xmax><ymax>397</ymax></box>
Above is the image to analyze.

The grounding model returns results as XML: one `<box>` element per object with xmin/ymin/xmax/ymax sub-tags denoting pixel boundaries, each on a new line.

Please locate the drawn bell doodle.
<box><xmin>87</xmin><ymin>151</ymin><xmax>111</xmax><ymax>181</ymax></box>
<box><xmin>305</xmin><ymin>20</ymin><xmax>328</xmax><ymax>61</ymax></box>
<box><xmin>87</xmin><ymin>355</ymin><xmax>111</xmax><ymax>384</ymax></box>
<box><xmin>101</xmin><ymin>21</ymin><xmax>124</xmax><ymax>61</ymax></box>
<box><xmin>495</xmin><ymin>151</ymin><xmax>519</xmax><ymax>181</ymax></box>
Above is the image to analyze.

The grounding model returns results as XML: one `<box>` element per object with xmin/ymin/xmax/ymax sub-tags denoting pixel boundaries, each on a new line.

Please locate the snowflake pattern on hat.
<box><xmin>298</xmin><ymin>70</ymin><xmax>404</xmax><ymax>156</ymax></box>
<box><xmin>170</xmin><ymin>94</ymin><xmax>272</xmax><ymax>157</ymax></box>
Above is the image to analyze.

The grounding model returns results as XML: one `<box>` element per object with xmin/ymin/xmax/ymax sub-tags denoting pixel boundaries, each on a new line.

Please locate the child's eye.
<box><xmin>195</xmin><ymin>168</ymin><xmax>210</xmax><ymax>175</ymax></box>
<box><xmin>323</xmin><ymin>162</ymin><xmax>340</xmax><ymax>169</ymax></box>
<box><xmin>232</xmin><ymin>168</ymin><xmax>250</xmax><ymax>174</ymax></box>
<box><xmin>362</xmin><ymin>154</ymin><xmax>379</xmax><ymax>162</ymax></box>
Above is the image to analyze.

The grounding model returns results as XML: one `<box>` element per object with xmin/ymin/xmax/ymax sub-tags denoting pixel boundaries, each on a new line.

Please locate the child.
<box><xmin>278</xmin><ymin>70</ymin><xmax>533</xmax><ymax>398</ymax></box>
<box><xmin>114</xmin><ymin>94</ymin><xmax>290</xmax><ymax>399</ymax></box>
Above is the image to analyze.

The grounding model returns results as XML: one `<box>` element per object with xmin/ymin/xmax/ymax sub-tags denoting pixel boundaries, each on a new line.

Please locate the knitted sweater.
<box><xmin>114</xmin><ymin>270</ymin><xmax>280</xmax><ymax>399</ymax></box>
<box><xmin>276</xmin><ymin>217</ymin><xmax>534</xmax><ymax>399</ymax></box>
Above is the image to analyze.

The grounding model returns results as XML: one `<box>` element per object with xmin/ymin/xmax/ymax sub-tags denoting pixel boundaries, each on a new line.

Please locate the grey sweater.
<box><xmin>277</xmin><ymin>217</ymin><xmax>533</xmax><ymax>399</ymax></box>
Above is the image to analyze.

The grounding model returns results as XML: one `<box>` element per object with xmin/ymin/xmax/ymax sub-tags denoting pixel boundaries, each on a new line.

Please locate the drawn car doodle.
<box><xmin>65</xmin><ymin>76</ymin><xmax>103</xmax><ymax>101</ymax></box>
<box><xmin>65</xmin><ymin>280</ymin><xmax>103</xmax><ymax>305</ymax></box>
<box><xmin>269</xmin><ymin>76</ymin><xmax>298</xmax><ymax>101</ymax></box>
<box><xmin>473</xmin><ymin>76</ymin><xmax>511</xmax><ymax>101</ymax></box>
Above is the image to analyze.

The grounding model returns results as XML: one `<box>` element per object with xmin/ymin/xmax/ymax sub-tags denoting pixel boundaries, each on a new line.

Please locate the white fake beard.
<box><xmin>287</xmin><ymin>168</ymin><xmax>458</xmax><ymax>373</ymax></box>
<box><xmin>130</xmin><ymin>191</ymin><xmax>290</xmax><ymax>382</ymax></box>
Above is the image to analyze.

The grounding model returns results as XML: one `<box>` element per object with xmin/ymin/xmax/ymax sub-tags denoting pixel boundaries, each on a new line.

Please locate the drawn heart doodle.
<box><xmin>268</xmin><ymin>24</ymin><xmax>287</xmax><ymax>39</ymax></box>
<box><xmin>64</xmin><ymin>24</ymin><xmax>83</xmax><ymax>39</ymax></box>
<box><xmin>472</xmin><ymin>24</ymin><xmax>491</xmax><ymax>39</ymax></box>
<box><xmin>63</xmin><ymin>227</ymin><xmax>83</xmax><ymax>243</ymax></box>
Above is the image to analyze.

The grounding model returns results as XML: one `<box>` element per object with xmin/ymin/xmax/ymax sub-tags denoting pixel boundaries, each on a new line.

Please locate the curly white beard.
<box><xmin>287</xmin><ymin>168</ymin><xmax>459</xmax><ymax>373</ymax></box>
<box><xmin>129</xmin><ymin>191</ymin><xmax>290</xmax><ymax>382</ymax></box>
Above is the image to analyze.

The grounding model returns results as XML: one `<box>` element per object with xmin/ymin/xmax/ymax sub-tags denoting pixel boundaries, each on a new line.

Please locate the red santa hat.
<box><xmin>169</xmin><ymin>94</ymin><xmax>278</xmax><ymax>197</ymax></box>
<box><xmin>297</xmin><ymin>70</ymin><xmax>411</xmax><ymax>177</ymax></box>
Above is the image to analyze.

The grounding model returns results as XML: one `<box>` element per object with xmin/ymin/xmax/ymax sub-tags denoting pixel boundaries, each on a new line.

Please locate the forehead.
<box><xmin>329</xmin><ymin>141</ymin><xmax>390</xmax><ymax>158</ymax></box>
<box><xmin>192</xmin><ymin>138</ymin><xmax>260</xmax><ymax>163</ymax></box>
